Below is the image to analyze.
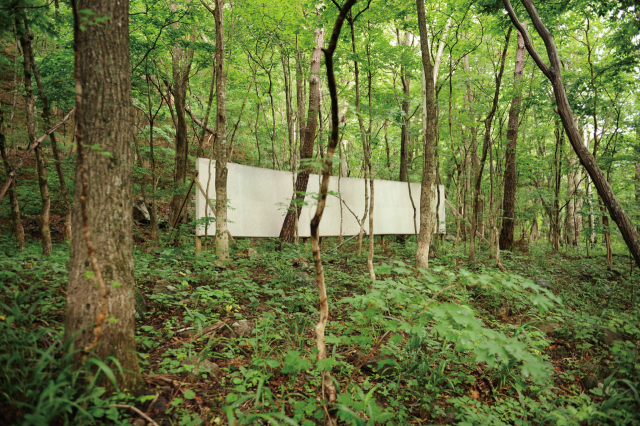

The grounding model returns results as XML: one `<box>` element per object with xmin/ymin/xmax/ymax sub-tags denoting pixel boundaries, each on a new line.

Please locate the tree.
<box><xmin>213</xmin><ymin>0</ymin><xmax>229</xmax><ymax>262</ymax></box>
<box><xmin>65</xmin><ymin>0</ymin><xmax>144</xmax><ymax>391</ymax></box>
<box><xmin>502</xmin><ymin>0</ymin><xmax>640</xmax><ymax>268</ymax></box>
<box><xmin>17</xmin><ymin>18</ymin><xmax>52</xmax><ymax>256</ymax></box>
<box><xmin>499</xmin><ymin>28</ymin><xmax>526</xmax><ymax>251</ymax></box>
<box><xmin>414</xmin><ymin>0</ymin><xmax>437</xmax><ymax>269</ymax></box>
<box><xmin>279</xmin><ymin>16</ymin><xmax>324</xmax><ymax>244</ymax></box>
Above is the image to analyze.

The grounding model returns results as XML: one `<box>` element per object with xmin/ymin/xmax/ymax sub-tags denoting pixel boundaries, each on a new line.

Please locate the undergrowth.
<box><xmin>0</xmin><ymin>230</ymin><xmax>639</xmax><ymax>425</ymax></box>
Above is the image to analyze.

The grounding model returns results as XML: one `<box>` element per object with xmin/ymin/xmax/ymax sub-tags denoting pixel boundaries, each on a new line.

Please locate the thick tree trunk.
<box><xmin>499</xmin><ymin>28</ymin><xmax>526</xmax><ymax>251</ymax></box>
<box><xmin>30</xmin><ymin>47</ymin><xmax>73</xmax><ymax>241</ymax></box>
<box><xmin>213</xmin><ymin>0</ymin><xmax>229</xmax><ymax>261</ymax></box>
<box><xmin>504</xmin><ymin>0</ymin><xmax>640</xmax><ymax>268</ymax></box>
<box><xmin>415</xmin><ymin>0</ymin><xmax>437</xmax><ymax>269</ymax></box>
<box><xmin>66</xmin><ymin>0</ymin><xmax>143</xmax><ymax>391</ymax></box>
<box><xmin>0</xmin><ymin>121</ymin><xmax>25</xmax><ymax>249</ymax></box>
<box><xmin>279</xmin><ymin>26</ymin><xmax>325</xmax><ymax>243</ymax></box>
<box><xmin>18</xmin><ymin>23</ymin><xmax>52</xmax><ymax>255</ymax></box>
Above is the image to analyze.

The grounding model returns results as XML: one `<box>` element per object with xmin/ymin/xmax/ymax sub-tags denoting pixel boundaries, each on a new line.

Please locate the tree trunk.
<box><xmin>399</xmin><ymin>32</ymin><xmax>412</xmax><ymax>183</ymax></box>
<box><xmin>169</xmin><ymin>2</ymin><xmax>194</xmax><ymax>225</ymax></box>
<box><xmin>66</xmin><ymin>0</ymin><xmax>144</xmax><ymax>391</ymax></box>
<box><xmin>565</xmin><ymin>144</ymin><xmax>582</xmax><ymax>246</ymax></box>
<box><xmin>470</xmin><ymin>29</ymin><xmax>511</xmax><ymax>261</ymax></box>
<box><xmin>0</xmin><ymin>119</ymin><xmax>25</xmax><ymax>249</ymax></box>
<box><xmin>313</xmin><ymin>1</ymin><xmax>357</xmax><ymax>415</ymax></box>
<box><xmin>504</xmin><ymin>0</ymin><xmax>640</xmax><ymax>268</ymax></box>
<box><xmin>18</xmin><ymin>22</ymin><xmax>52</xmax><ymax>255</ymax></box>
<box><xmin>279</xmin><ymin>26</ymin><xmax>325</xmax><ymax>243</ymax></box>
<box><xmin>499</xmin><ymin>28</ymin><xmax>526</xmax><ymax>251</ymax></box>
<box><xmin>415</xmin><ymin>0</ymin><xmax>437</xmax><ymax>269</ymax></box>
<box><xmin>213</xmin><ymin>0</ymin><xmax>229</xmax><ymax>261</ymax></box>
<box><xmin>30</xmin><ymin>45</ymin><xmax>73</xmax><ymax>242</ymax></box>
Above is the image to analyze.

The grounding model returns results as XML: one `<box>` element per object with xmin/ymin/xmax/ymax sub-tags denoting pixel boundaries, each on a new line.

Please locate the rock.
<box><xmin>498</xmin><ymin>304</ymin><xmax>511</xmax><ymax>317</ymax></box>
<box><xmin>247</xmin><ymin>248</ymin><xmax>259</xmax><ymax>259</ymax></box>
<box><xmin>292</xmin><ymin>257</ymin><xmax>310</xmax><ymax>269</ymax></box>
<box><xmin>535</xmin><ymin>322</ymin><xmax>560</xmax><ymax>336</ymax></box>
<box><xmin>295</xmin><ymin>272</ymin><xmax>313</xmax><ymax>286</ymax></box>
<box><xmin>150</xmin><ymin>396</ymin><xmax>169</xmax><ymax>413</ymax></box>
<box><xmin>231</xmin><ymin>319</ymin><xmax>255</xmax><ymax>337</ymax></box>
<box><xmin>534</xmin><ymin>278</ymin><xmax>553</xmax><ymax>290</ymax></box>
<box><xmin>598</xmin><ymin>328</ymin><xmax>622</xmax><ymax>346</ymax></box>
<box><xmin>442</xmin><ymin>413</ymin><xmax>456</xmax><ymax>424</ymax></box>
<box><xmin>132</xmin><ymin>419</ymin><xmax>146</xmax><ymax>426</ymax></box>
<box><xmin>152</xmin><ymin>279</ymin><xmax>177</xmax><ymax>295</ymax></box>
<box><xmin>183</xmin><ymin>356</ymin><xmax>221</xmax><ymax>378</ymax></box>
<box><xmin>134</xmin><ymin>288</ymin><xmax>147</xmax><ymax>314</ymax></box>
<box><xmin>582</xmin><ymin>375</ymin><xmax>599</xmax><ymax>390</ymax></box>
<box><xmin>133</xmin><ymin>199</ymin><xmax>150</xmax><ymax>222</ymax></box>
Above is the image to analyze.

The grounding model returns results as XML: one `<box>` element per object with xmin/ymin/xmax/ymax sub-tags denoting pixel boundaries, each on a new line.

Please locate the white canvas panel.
<box><xmin>195</xmin><ymin>159</ymin><xmax>445</xmax><ymax>238</ymax></box>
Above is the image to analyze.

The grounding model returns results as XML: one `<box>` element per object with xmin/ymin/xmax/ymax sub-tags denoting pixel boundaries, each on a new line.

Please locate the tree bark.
<box><xmin>503</xmin><ymin>0</ymin><xmax>640</xmax><ymax>268</ymax></box>
<box><xmin>399</xmin><ymin>31</ymin><xmax>412</xmax><ymax>183</ymax></box>
<box><xmin>213</xmin><ymin>0</ymin><xmax>229</xmax><ymax>261</ymax></box>
<box><xmin>30</xmin><ymin>44</ymin><xmax>73</xmax><ymax>241</ymax></box>
<box><xmin>18</xmin><ymin>22</ymin><xmax>52</xmax><ymax>255</ymax></box>
<box><xmin>66</xmin><ymin>0</ymin><xmax>144</xmax><ymax>391</ymax></box>
<box><xmin>0</xmin><ymin>117</ymin><xmax>25</xmax><ymax>249</ymax></box>
<box><xmin>499</xmin><ymin>28</ymin><xmax>526</xmax><ymax>251</ymax></box>
<box><xmin>279</xmin><ymin>26</ymin><xmax>325</xmax><ymax>243</ymax></box>
<box><xmin>169</xmin><ymin>2</ymin><xmax>194</xmax><ymax>225</ymax></box>
<box><xmin>313</xmin><ymin>0</ymin><xmax>357</xmax><ymax>415</ymax></box>
<box><xmin>415</xmin><ymin>0</ymin><xmax>437</xmax><ymax>269</ymax></box>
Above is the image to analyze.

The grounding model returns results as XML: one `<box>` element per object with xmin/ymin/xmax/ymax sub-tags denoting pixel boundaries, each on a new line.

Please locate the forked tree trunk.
<box><xmin>279</xmin><ymin>26</ymin><xmax>325</xmax><ymax>243</ymax></box>
<box><xmin>65</xmin><ymin>0</ymin><xmax>144</xmax><ymax>391</ymax></box>
<box><xmin>499</xmin><ymin>28</ymin><xmax>526</xmax><ymax>251</ymax></box>
<box><xmin>18</xmin><ymin>23</ymin><xmax>52</xmax><ymax>256</ymax></box>
<box><xmin>503</xmin><ymin>0</ymin><xmax>640</xmax><ymax>268</ymax></box>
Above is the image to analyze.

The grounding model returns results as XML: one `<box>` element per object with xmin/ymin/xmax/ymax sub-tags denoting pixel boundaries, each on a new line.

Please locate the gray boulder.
<box><xmin>183</xmin><ymin>356</ymin><xmax>220</xmax><ymax>378</ymax></box>
<box><xmin>231</xmin><ymin>319</ymin><xmax>255</xmax><ymax>337</ymax></box>
<box><xmin>152</xmin><ymin>279</ymin><xmax>177</xmax><ymax>295</ymax></box>
<box><xmin>295</xmin><ymin>272</ymin><xmax>314</xmax><ymax>286</ymax></box>
<box><xmin>533</xmin><ymin>278</ymin><xmax>553</xmax><ymax>290</ymax></box>
<box><xmin>133</xmin><ymin>199</ymin><xmax>150</xmax><ymax>222</ymax></box>
<box><xmin>598</xmin><ymin>328</ymin><xmax>622</xmax><ymax>346</ymax></box>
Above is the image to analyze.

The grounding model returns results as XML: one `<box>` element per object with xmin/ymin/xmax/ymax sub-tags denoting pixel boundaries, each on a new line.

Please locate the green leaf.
<box><xmin>184</xmin><ymin>390</ymin><xmax>196</xmax><ymax>399</ymax></box>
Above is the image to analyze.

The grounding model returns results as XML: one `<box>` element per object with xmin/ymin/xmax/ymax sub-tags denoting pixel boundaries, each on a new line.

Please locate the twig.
<box><xmin>109</xmin><ymin>404</ymin><xmax>160</xmax><ymax>426</ymax></box>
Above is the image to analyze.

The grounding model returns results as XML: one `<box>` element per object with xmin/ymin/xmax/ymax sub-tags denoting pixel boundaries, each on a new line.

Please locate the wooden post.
<box><xmin>196</xmin><ymin>235</ymin><xmax>202</xmax><ymax>253</ymax></box>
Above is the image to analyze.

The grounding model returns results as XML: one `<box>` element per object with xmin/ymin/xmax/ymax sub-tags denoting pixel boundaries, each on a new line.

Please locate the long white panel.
<box><xmin>195</xmin><ymin>159</ymin><xmax>445</xmax><ymax>238</ymax></box>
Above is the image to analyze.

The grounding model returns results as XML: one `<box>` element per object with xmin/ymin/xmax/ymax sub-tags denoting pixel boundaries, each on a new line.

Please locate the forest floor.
<box><xmin>1</xmin><ymin>228</ymin><xmax>639</xmax><ymax>426</ymax></box>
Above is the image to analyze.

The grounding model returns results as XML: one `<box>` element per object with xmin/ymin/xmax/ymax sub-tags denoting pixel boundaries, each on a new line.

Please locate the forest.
<box><xmin>0</xmin><ymin>0</ymin><xmax>639</xmax><ymax>425</ymax></box>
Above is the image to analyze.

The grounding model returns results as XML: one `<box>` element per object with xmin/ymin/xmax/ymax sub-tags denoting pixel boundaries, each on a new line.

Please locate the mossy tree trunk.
<box><xmin>65</xmin><ymin>0</ymin><xmax>144</xmax><ymax>392</ymax></box>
